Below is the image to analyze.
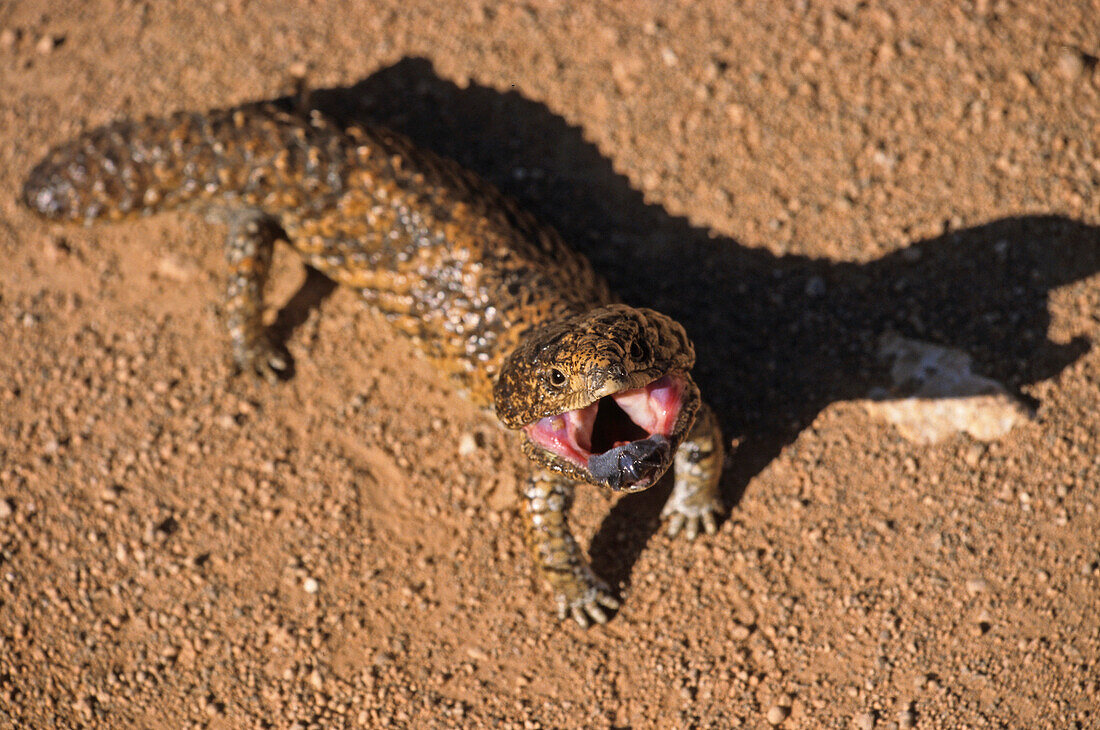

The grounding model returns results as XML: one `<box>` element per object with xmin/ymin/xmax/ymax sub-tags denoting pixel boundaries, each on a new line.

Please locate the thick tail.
<box><xmin>22</xmin><ymin>102</ymin><xmax>349</xmax><ymax>223</ymax></box>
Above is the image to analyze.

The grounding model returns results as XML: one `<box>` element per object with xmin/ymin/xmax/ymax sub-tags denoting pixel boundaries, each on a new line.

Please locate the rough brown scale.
<box><xmin>23</xmin><ymin>100</ymin><xmax>725</xmax><ymax>626</ymax></box>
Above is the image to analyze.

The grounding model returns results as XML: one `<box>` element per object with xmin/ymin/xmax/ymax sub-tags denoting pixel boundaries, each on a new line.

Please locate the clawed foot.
<box><xmin>662</xmin><ymin>496</ymin><xmax>723</xmax><ymax>540</ymax></box>
<box><xmin>233</xmin><ymin>335</ymin><xmax>291</xmax><ymax>383</ymax></box>
<box><xmin>556</xmin><ymin>569</ymin><xmax>620</xmax><ymax>628</ymax></box>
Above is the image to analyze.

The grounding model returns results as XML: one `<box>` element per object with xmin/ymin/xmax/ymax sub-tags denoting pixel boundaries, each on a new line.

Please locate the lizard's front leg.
<box><xmin>662</xmin><ymin>401</ymin><xmax>725</xmax><ymax>539</ymax></box>
<box><xmin>223</xmin><ymin>212</ymin><xmax>289</xmax><ymax>382</ymax></box>
<box><xmin>522</xmin><ymin>469</ymin><xmax>620</xmax><ymax>627</ymax></box>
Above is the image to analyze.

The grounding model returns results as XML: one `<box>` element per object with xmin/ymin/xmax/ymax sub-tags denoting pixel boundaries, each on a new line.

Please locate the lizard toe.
<box><xmin>557</xmin><ymin>573</ymin><xmax>620</xmax><ymax>628</ymax></box>
<box><xmin>234</xmin><ymin>335</ymin><xmax>291</xmax><ymax>383</ymax></box>
<box><xmin>663</xmin><ymin>497</ymin><xmax>723</xmax><ymax>541</ymax></box>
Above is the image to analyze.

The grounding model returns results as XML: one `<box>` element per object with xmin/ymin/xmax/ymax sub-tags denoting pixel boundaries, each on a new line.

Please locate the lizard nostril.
<box><xmin>586</xmin><ymin>363</ymin><xmax>627</xmax><ymax>393</ymax></box>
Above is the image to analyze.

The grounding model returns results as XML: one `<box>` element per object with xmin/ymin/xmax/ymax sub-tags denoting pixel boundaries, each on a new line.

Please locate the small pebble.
<box><xmin>155</xmin><ymin>255</ymin><xmax>197</xmax><ymax>282</ymax></box>
<box><xmin>854</xmin><ymin>711</ymin><xmax>876</xmax><ymax>730</ymax></box>
<box><xmin>303</xmin><ymin>577</ymin><xmax>319</xmax><ymax>594</ymax></box>
<box><xmin>726</xmin><ymin>103</ymin><xmax>746</xmax><ymax>126</ymax></box>
<box><xmin>965</xmin><ymin>577</ymin><xmax>988</xmax><ymax>595</ymax></box>
<box><xmin>963</xmin><ymin>444</ymin><xmax>983</xmax><ymax>468</ymax></box>
<box><xmin>0</xmin><ymin>28</ymin><xmax>17</xmax><ymax>49</ymax></box>
<box><xmin>35</xmin><ymin>34</ymin><xmax>60</xmax><ymax>54</ymax></box>
<box><xmin>1055</xmin><ymin>48</ymin><xmax>1085</xmax><ymax>80</ymax></box>
<box><xmin>766</xmin><ymin>704</ymin><xmax>789</xmax><ymax>725</ymax></box>
<box><xmin>458</xmin><ymin>433</ymin><xmax>478</xmax><ymax>456</ymax></box>
<box><xmin>1008</xmin><ymin>70</ymin><xmax>1031</xmax><ymax>90</ymax></box>
<box><xmin>898</xmin><ymin>709</ymin><xmax>915</xmax><ymax>728</ymax></box>
<box><xmin>0</xmin><ymin>499</ymin><xmax>11</xmax><ymax>520</ymax></box>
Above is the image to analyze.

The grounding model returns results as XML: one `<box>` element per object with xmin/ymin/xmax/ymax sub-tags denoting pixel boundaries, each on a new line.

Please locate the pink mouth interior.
<box><xmin>524</xmin><ymin>374</ymin><xmax>684</xmax><ymax>468</ymax></box>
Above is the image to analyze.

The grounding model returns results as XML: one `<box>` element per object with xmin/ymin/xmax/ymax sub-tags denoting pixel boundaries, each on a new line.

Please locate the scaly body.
<box><xmin>23</xmin><ymin>100</ymin><xmax>724</xmax><ymax>625</ymax></box>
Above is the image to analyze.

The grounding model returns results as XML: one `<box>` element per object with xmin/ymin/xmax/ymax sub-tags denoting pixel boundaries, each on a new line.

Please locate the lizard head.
<box><xmin>494</xmin><ymin>304</ymin><xmax>700</xmax><ymax>491</ymax></box>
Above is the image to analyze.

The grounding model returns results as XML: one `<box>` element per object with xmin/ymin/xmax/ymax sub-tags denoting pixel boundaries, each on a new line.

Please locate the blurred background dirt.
<box><xmin>1</xmin><ymin>1</ymin><xmax>1098</xmax><ymax>727</ymax></box>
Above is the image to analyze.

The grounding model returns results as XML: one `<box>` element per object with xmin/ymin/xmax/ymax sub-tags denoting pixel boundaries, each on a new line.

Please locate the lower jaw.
<box><xmin>613</xmin><ymin>474</ymin><xmax>663</xmax><ymax>493</ymax></box>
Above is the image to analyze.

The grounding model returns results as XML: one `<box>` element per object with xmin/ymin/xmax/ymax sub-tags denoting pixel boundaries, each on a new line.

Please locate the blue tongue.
<box><xmin>587</xmin><ymin>435</ymin><xmax>671</xmax><ymax>491</ymax></box>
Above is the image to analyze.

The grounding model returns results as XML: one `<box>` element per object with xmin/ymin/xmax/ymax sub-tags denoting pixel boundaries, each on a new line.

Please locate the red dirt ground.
<box><xmin>1</xmin><ymin>1</ymin><xmax>1098</xmax><ymax>727</ymax></box>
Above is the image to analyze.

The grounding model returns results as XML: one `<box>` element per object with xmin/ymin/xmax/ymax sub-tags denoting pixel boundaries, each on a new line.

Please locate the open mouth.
<box><xmin>524</xmin><ymin>374</ymin><xmax>685</xmax><ymax>489</ymax></box>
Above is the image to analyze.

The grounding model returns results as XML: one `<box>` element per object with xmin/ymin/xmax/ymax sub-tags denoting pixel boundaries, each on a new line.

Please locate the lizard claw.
<box><xmin>233</xmin><ymin>335</ymin><xmax>291</xmax><ymax>383</ymax></box>
<box><xmin>557</xmin><ymin>574</ymin><xmax>620</xmax><ymax>628</ymax></box>
<box><xmin>662</xmin><ymin>497</ymin><xmax>722</xmax><ymax>540</ymax></box>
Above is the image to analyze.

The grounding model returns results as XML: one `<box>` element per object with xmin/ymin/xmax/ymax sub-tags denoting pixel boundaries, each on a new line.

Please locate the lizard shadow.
<box><xmin>299</xmin><ymin>58</ymin><xmax>1098</xmax><ymax>595</ymax></box>
<box><xmin>270</xmin><ymin>264</ymin><xmax>338</xmax><ymax>378</ymax></box>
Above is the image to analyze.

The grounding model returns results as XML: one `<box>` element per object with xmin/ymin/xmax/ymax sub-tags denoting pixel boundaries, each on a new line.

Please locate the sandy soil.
<box><xmin>1</xmin><ymin>1</ymin><xmax>1099</xmax><ymax>727</ymax></box>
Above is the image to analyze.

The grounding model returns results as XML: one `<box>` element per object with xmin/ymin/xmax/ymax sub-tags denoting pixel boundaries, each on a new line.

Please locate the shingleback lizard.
<box><xmin>21</xmin><ymin>99</ymin><xmax>725</xmax><ymax>626</ymax></box>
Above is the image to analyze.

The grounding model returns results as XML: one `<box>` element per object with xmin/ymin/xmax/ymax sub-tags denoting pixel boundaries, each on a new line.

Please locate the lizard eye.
<box><xmin>547</xmin><ymin>368</ymin><xmax>567</xmax><ymax>388</ymax></box>
<box><xmin>629</xmin><ymin>339</ymin><xmax>648</xmax><ymax>362</ymax></box>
